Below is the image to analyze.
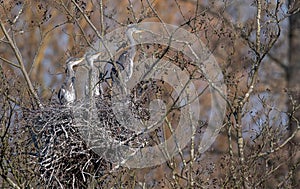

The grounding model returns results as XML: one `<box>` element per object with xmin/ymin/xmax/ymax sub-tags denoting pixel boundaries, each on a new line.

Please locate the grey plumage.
<box><xmin>104</xmin><ymin>26</ymin><xmax>142</xmax><ymax>83</ymax></box>
<box><xmin>58</xmin><ymin>57</ymin><xmax>84</xmax><ymax>105</ymax></box>
<box><xmin>84</xmin><ymin>52</ymin><xmax>103</xmax><ymax>98</ymax></box>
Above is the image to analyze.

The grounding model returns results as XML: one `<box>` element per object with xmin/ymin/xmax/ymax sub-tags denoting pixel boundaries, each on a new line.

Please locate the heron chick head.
<box><xmin>126</xmin><ymin>25</ymin><xmax>144</xmax><ymax>37</ymax></box>
<box><xmin>65</xmin><ymin>57</ymin><xmax>85</xmax><ymax>75</ymax></box>
<box><xmin>84</xmin><ymin>51</ymin><xmax>103</xmax><ymax>68</ymax></box>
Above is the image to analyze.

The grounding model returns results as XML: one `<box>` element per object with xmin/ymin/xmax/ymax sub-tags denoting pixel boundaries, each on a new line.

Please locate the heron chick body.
<box><xmin>84</xmin><ymin>52</ymin><xmax>103</xmax><ymax>98</ymax></box>
<box><xmin>58</xmin><ymin>57</ymin><xmax>84</xmax><ymax>105</ymax></box>
<box><xmin>104</xmin><ymin>26</ymin><xmax>142</xmax><ymax>83</ymax></box>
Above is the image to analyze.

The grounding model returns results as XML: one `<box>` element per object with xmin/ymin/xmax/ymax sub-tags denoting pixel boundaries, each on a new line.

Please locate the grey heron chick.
<box><xmin>58</xmin><ymin>57</ymin><xmax>84</xmax><ymax>105</ymax></box>
<box><xmin>104</xmin><ymin>26</ymin><xmax>143</xmax><ymax>83</ymax></box>
<box><xmin>84</xmin><ymin>51</ymin><xmax>103</xmax><ymax>98</ymax></box>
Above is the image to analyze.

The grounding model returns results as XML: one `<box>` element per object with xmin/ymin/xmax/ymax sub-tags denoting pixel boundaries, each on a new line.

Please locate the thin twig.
<box><xmin>0</xmin><ymin>20</ymin><xmax>43</xmax><ymax>109</ymax></box>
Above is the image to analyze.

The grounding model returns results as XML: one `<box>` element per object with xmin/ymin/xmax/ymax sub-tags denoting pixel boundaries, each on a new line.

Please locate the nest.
<box><xmin>23</xmin><ymin>94</ymin><xmax>153</xmax><ymax>188</ymax></box>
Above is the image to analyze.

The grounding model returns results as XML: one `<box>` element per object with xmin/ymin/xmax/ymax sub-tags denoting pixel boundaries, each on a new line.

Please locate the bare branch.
<box><xmin>0</xmin><ymin>20</ymin><xmax>43</xmax><ymax>109</ymax></box>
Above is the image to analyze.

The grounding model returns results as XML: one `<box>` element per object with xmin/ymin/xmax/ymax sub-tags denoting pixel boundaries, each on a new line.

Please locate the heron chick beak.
<box><xmin>135</xmin><ymin>30</ymin><xmax>143</xmax><ymax>33</ymax></box>
<box><xmin>74</xmin><ymin>56</ymin><xmax>86</xmax><ymax>68</ymax></box>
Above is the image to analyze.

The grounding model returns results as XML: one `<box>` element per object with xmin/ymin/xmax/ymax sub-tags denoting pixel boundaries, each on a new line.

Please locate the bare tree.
<box><xmin>0</xmin><ymin>0</ymin><xmax>299</xmax><ymax>188</ymax></box>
